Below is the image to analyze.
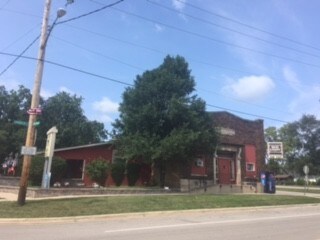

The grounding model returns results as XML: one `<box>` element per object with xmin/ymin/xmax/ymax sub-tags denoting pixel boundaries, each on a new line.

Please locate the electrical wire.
<box><xmin>0</xmin><ymin>51</ymin><xmax>290</xmax><ymax>124</ymax></box>
<box><xmin>0</xmin><ymin>51</ymin><xmax>132</xmax><ymax>86</ymax></box>
<box><xmin>62</xmin><ymin>23</ymin><xmax>318</xmax><ymax>89</ymax></box>
<box><xmin>0</xmin><ymin>0</ymin><xmax>125</xmax><ymax>77</ymax></box>
<box><xmin>56</xmin><ymin>0</ymin><xmax>124</xmax><ymax>26</ymax></box>
<box><xmin>0</xmin><ymin>0</ymin><xmax>11</xmax><ymax>10</ymax></box>
<box><xmin>0</xmin><ymin>35</ymin><xmax>40</xmax><ymax>76</ymax></box>
<box><xmin>173</xmin><ymin>0</ymin><xmax>320</xmax><ymax>52</ymax></box>
<box><xmin>147</xmin><ymin>0</ymin><xmax>320</xmax><ymax>60</ymax></box>
<box><xmin>110</xmin><ymin>7</ymin><xmax>320</xmax><ymax>69</ymax></box>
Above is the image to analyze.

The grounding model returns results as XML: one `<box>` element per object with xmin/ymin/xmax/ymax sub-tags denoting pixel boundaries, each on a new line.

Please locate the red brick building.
<box><xmin>52</xmin><ymin>111</ymin><xmax>265</xmax><ymax>189</ymax></box>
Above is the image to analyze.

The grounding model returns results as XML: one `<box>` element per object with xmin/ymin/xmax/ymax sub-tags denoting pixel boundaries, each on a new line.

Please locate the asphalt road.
<box><xmin>1</xmin><ymin>204</ymin><xmax>320</xmax><ymax>240</ymax></box>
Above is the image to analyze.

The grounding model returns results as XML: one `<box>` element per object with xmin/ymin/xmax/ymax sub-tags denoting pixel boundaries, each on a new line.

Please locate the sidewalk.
<box><xmin>0</xmin><ymin>192</ymin><xmax>18</xmax><ymax>201</ymax></box>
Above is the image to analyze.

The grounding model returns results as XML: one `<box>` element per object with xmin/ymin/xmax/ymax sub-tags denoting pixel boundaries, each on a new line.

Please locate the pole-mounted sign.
<box><xmin>41</xmin><ymin>126</ymin><xmax>58</xmax><ymax>189</ymax></box>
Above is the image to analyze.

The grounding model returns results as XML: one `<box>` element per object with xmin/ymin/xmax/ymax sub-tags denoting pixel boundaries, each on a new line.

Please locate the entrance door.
<box><xmin>218</xmin><ymin>158</ymin><xmax>231</xmax><ymax>184</ymax></box>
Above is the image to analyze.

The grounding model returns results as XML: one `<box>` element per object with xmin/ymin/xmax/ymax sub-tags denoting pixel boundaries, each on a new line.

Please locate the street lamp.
<box><xmin>17</xmin><ymin>0</ymin><xmax>68</xmax><ymax>205</ymax></box>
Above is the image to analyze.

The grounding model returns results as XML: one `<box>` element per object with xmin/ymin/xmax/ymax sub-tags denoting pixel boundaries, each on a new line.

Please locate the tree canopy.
<box><xmin>36</xmin><ymin>92</ymin><xmax>107</xmax><ymax>149</ymax></box>
<box><xmin>0</xmin><ymin>86</ymin><xmax>107</xmax><ymax>160</ymax></box>
<box><xmin>113</xmin><ymin>55</ymin><xmax>217</xmax><ymax>186</ymax></box>
<box><xmin>265</xmin><ymin>114</ymin><xmax>320</xmax><ymax>175</ymax></box>
<box><xmin>0</xmin><ymin>85</ymin><xmax>32</xmax><ymax>159</ymax></box>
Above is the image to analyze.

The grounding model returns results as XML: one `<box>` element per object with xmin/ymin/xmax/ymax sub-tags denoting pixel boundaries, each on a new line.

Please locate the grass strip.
<box><xmin>277</xmin><ymin>187</ymin><xmax>320</xmax><ymax>194</ymax></box>
<box><xmin>0</xmin><ymin>194</ymin><xmax>320</xmax><ymax>218</ymax></box>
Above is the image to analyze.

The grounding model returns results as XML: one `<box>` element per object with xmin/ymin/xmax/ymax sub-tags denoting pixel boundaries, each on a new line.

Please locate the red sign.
<box><xmin>27</xmin><ymin>108</ymin><xmax>42</xmax><ymax>115</ymax></box>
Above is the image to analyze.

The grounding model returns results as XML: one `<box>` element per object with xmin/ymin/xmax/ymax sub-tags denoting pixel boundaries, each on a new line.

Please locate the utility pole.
<box><xmin>17</xmin><ymin>0</ymin><xmax>52</xmax><ymax>205</ymax></box>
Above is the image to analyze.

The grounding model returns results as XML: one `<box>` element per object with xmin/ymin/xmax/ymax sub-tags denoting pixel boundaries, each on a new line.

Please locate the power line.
<box><xmin>64</xmin><ymin>23</ymin><xmax>318</xmax><ymax>89</ymax></box>
<box><xmin>0</xmin><ymin>35</ymin><xmax>40</xmax><ymax>76</ymax></box>
<box><xmin>206</xmin><ymin>104</ymin><xmax>289</xmax><ymax>124</ymax></box>
<box><xmin>0</xmin><ymin>51</ymin><xmax>289</xmax><ymax>124</ymax></box>
<box><xmin>56</xmin><ymin>0</ymin><xmax>124</xmax><ymax>25</ymax></box>
<box><xmin>0</xmin><ymin>0</ymin><xmax>125</xmax><ymax>77</ymax></box>
<box><xmin>147</xmin><ymin>0</ymin><xmax>320</xmax><ymax>60</ymax></box>
<box><xmin>52</xmin><ymin>35</ymin><xmax>144</xmax><ymax>71</ymax></box>
<box><xmin>173</xmin><ymin>0</ymin><xmax>320</xmax><ymax>52</ymax></box>
<box><xmin>0</xmin><ymin>0</ymin><xmax>11</xmax><ymax>10</ymax></box>
<box><xmin>1</xmin><ymin>23</ymin><xmax>41</xmax><ymax>51</ymax></box>
<box><xmin>109</xmin><ymin>7</ymin><xmax>320</xmax><ymax>69</ymax></box>
<box><xmin>0</xmin><ymin>51</ymin><xmax>132</xmax><ymax>86</ymax></box>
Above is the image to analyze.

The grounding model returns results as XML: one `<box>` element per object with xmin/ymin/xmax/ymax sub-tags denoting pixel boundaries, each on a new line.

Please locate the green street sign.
<box><xmin>13</xmin><ymin>120</ymin><xmax>28</xmax><ymax>126</ymax></box>
<box><xmin>33</xmin><ymin>121</ymin><xmax>40</xmax><ymax>126</ymax></box>
<box><xmin>13</xmin><ymin>120</ymin><xmax>40</xmax><ymax>127</ymax></box>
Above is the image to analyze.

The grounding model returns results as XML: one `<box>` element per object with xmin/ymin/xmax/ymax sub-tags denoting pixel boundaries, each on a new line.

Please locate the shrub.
<box><xmin>111</xmin><ymin>162</ymin><xmax>126</xmax><ymax>186</ymax></box>
<box><xmin>29</xmin><ymin>155</ymin><xmax>67</xmax><ymax>186</ymax></box>
<box><xmin>127</xmin><ymin>162</ymin><xmax>141</xmax><ymax>186</ymax></box>
<box><xmin>86</xmin><ymin>159</ymin><xmax>110</xmax><ymax>187</ymax></box>
<box><xmin>295</xmin><ymin>178</ymin><xmax>305</xmax><ymax>186</ymax></box>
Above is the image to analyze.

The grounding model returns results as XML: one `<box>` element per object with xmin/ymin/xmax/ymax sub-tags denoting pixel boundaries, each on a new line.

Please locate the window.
<box><xmin>246</xmin><ymin>163</ymin><xmax>255</xmax><ymax>172</ymax></box>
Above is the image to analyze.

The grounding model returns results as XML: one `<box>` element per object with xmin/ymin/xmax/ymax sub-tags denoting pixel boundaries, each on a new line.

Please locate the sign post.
<box><xmin>41</xmin><ymin>126</ymin><xmax>58</xmax><ymax>189</ymax></box>
<box><xmin>303</xmin><ymin>165</ymin><xmax>309</xmax><ymax>195</ymax></box>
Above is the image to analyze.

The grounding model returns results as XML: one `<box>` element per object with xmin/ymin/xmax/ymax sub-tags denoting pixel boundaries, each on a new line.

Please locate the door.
<box><xmin>218</xmin><ymin>158</ymin><xmax>231</xmax><ymax>184</ymax></box>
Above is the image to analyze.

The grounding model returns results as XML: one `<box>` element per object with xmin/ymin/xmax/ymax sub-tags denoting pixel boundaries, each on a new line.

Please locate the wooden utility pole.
<box><xmin>17</xmin><ymin>0</ymin><xmax>52</xmax><ymax>205</ymax></box>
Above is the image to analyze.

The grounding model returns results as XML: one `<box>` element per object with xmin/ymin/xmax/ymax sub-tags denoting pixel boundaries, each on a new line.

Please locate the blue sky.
<box><xmin>1</xmin><ymin>0</ymin><xmax>320</xmax><ymax>132</ymax></box>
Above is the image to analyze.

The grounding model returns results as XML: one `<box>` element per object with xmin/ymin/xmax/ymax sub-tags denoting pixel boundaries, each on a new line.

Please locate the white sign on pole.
<box><xmin>21</xmin><ymin>146</ymin><xmax>37</xmax><ymax>156</ymax></box>
<box><xmin>42</xmin><ymin>126</ymin><xmax>58</xmax><ymax>189</ymax></box>
<box><xmin>44</xmin><ymin>126</ymin><xmax>58</xmax><ymax>158</ymax></box>
<box><xmin>267</xmin><ymin>142</ymin><xmax>284</xmax><ymax>159</ymax></box>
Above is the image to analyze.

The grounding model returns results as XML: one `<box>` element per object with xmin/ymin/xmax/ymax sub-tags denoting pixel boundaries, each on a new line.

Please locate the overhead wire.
<box><xmin>173</xmin><ymin>0</ymin><xmax>320</xmax><ymax>52</ymax></box>
<box><xmin>109</xmin><ymin>6</ymin><xmax>320</xmax><ymax>69</ymax></box>
<box><xmin>0</xmin><ymin>50</ymin><xmax>290</xmax><ymax>124</ymax></box>
<box><xmin>50</xmin><ymin>30</ymin><xmax>293</xmax><ymax>116</ymax></box>
<box><xmin>0</xmin><ymin>0</ymin><xmax>11</xmax><ymax>10</ymax></box>
<box><xmin>0</xmin><ymin>0</ymin><xmax>125</xmax><ymax>77</ymax></box>
<box><xmin>0</xmin><ymin>51</ymin><xmax>133</xmax><ymax>86</ymax></box>
<box><xmin>147</xmin><ymin>0</ymin><xmax>320</xmax><ymax>60</ymax></box>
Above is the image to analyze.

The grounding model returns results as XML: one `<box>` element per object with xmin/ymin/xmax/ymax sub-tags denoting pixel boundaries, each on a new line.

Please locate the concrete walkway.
<box><xmin>0</xmin><ymin>192</ymin><xmax>18</xmax><ymax>201</ymax></box>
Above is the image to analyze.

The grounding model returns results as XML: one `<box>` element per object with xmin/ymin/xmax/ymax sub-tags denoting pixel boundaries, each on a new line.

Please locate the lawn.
<box><xmin>277</xmin><ymin>187</ymin><xmax>320</xmax><ymax>194</ymax></box>
<box><xmin>0</xmin><ymin>194</ymin><xmax>320</xmax><ymax>218</ymax></box>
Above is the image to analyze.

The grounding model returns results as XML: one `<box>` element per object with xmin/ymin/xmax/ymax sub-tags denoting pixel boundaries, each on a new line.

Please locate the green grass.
<box><xmin>0</xmin><ymin>194</ymin><xmax>320</xmax><ymax>218</ymax></box>
<box><xmin>277</xmin><ymin>187</ymin><xmax>320</xmax><ymax>194</ymax></box>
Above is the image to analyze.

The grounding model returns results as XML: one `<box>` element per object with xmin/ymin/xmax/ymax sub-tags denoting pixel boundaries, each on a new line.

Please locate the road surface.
<box><xmin>1</xmin><ymin>205</ymin><xmax>320</xmax><ymax>240</ymax></box>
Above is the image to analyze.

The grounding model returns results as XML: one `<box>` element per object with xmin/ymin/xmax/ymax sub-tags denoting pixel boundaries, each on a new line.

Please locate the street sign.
<box><xmin>303</xmin><ymin>165</ymin><xmax>309</xmax><ymax>175</ymax></box>
<box><xmin>33</xmin><ymin>121</ymin><xmax>40</xmax><ymax>126</ymax></box>
<box><xmin>267</xmin><ymin>142</ymin><xmax>284</xmax><ymax>159</ymax></box>
<box><xmin>13</xmin><ymin>120</ymin><xmax>40</xmax><ymax>127</ymax></box>
<box><xmin>27</xmin><ymin>107</ymin><xmax>42</xmax><ymax>115</ymax></box>
<box><xmin>21</xmin><ymin>146</ymin><xmax>37</xmax><ymax>156</ymax></box>
<box><xmin>13</xmin><ymin>120</ymin><xmax>28</xmax><ymax>126</ymax></box>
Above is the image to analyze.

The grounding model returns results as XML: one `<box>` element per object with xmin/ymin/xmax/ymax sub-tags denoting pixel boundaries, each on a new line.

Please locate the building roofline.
<box><xmin>53</xmin><ymin>141</ymin><xmax>113</xmax><ymax>152</ymax></box>
<box><xmin>208</xmin><ymin>111</ymin><xmax>264</xmax><ymax>123</ymax></box>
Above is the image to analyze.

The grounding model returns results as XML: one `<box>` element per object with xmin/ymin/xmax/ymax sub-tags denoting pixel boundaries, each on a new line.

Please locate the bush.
<box><xmin>29</xmin><ymin>155</ymin><xmax>67</xmax><ymax>186</ymax></box>
<box><xmin>86</xmin><ymin>159</ymin><xmax>110</xmax><ymax>187</ymax></box>
<box><xmin>295</xmin><ymin>178</ymin><xmax>305</xmax><ymax>186</ymax></box>
<box><xmin>127</xmin><ymin>162</ymin><xmax>141</xmax><ymax>186</ymax></box>
<box><xmin>111</xmin><ymin>162</ymin><xmax>126</xmax><ymax>186</ymax></box>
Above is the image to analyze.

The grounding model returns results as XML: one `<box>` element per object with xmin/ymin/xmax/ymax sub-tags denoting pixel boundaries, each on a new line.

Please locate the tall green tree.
<box><xmin>0</xmin><ymin>85</ymin><xmax>32</xmax><ymax>159</ymax></box>
<box><xmin>279</xmin><ymin>114</ymin><xmax>320</xmax><ymax>175</ymax></box>
<box><xmin>113</xmin><ymin>55</ymin><xmax>217</xmax><ymax>187</ymax></box>
<box><xmin>36</xmin><ymin>91</ymin><xmax>107</xmax><ymax>149</ymax></box>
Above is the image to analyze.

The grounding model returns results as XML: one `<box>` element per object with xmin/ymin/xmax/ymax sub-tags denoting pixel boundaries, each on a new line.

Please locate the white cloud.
<box><xmin>282</xmin><ymin>65</ymin><xmax>301</xmax><ymax>91</ymax></box>
<box><xmin>222</xmin><ymin>75</ymin><xmax>275</xmax><ymax>101</ymax></box>
<box><xmin>0</xmin><ymin>78</ymin><xmax>20</xmax><ymax>90</ymax></box>
<box><xmin>282</xmin><ymin>66</ymin><xmax>320</xmax><ymax>120</ymax></box>
<box><xmin>59</xmin><ymin>86</ymin><xmax>75</xmax><ymax>95</ymax></box>
<box><xmin>154</xmin><ymin>24</ymin><xmax>164</xmax><ymax>32</ymax></box>
<box><xmin>40</xmin><ymin>89</ymin><xmax>54</xmax><ymax>99</ymax></box>
<box><xmin>92</xmin><ymin>97</ymin><xmax>119</xmax><ymax>124</ymax></box>
<box><xmin>172</xmin><ymin>0</ymin><xmax>186</xmax><ymax>11</ymax></box>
